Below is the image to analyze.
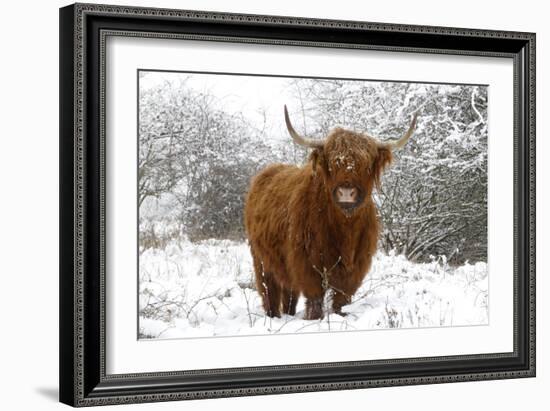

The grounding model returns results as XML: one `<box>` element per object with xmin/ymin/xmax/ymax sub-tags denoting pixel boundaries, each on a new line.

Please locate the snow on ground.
<box><xmin>139</xmin><ymin>239</ymin><xmax>488</xmax><ymax>339</ymax></box>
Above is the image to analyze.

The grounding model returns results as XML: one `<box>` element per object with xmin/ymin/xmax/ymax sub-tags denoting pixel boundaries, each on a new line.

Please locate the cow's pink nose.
<box><xmin>336</xmin><ymin>187</ymin><xmax>358</xmax><ymax>203</ymax></box>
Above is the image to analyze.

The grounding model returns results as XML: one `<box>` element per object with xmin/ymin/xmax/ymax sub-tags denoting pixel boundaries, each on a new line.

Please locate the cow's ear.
<box><xmin>310</xmin><ymin>147</ymin><xmax>329</xmax><ymax>177</ymax></box>
<box><xmin>373</xmin><ymin>145</ymin><xmax>393</xmax><ymax>190</ymax></box>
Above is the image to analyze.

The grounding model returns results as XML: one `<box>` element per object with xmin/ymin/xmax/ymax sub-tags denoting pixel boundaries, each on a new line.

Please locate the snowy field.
<box><xmin>139</xmin><ymin>239</ymin><xmax>488</xmax><ymax>339</ymax></box>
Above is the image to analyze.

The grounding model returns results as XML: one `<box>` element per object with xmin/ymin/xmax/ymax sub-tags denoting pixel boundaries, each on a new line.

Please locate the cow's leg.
<box><xmin>261</xmin><ymin>273</ymin><xmax>282</xmax><ymax>317</ymax></box>
<box><xmin>281</xmin><ymin>287</ymin><xmax>298</xmax><ymax>316</ymax></box>
<box><xmin>332</xmin><ymin>292</ymin><xmax>352</xmax><ymax>316</ymax></box>
<box><xmin>304</xmin><ymin>296</ymin><xmax>324</xmax><ymax>320</ymax></box>
<box><xmin>252</xmin><ymin>253</ymin><xmax>281</xmax><ymax>318</ymax></box>
<box><xmin>302</xmin><ymin>279</ymin><xmax>325</xmax><ymax>320</ymax></box>
<box><xmin>254</xmin><ymin>268</ymin><xmax>282</xmax><ymax>317</ymax></box>
<box><xmin>305</xmin><ymin>298</ymin><xmax>323</xmax><ymax>320</ymax></box>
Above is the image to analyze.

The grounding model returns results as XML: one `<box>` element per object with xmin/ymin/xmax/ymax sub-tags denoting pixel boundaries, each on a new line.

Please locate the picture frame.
<box><xmin>59</xmin><ymin>2</ymin><xmax>535</xmax><ymax>407</ymax></box>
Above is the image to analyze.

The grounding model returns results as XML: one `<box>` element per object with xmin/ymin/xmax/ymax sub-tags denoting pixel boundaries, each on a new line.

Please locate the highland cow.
<box><xmin>244</xmin><ymin>106</ymin><xmax>417</xmax><ymax>320</ymax></box>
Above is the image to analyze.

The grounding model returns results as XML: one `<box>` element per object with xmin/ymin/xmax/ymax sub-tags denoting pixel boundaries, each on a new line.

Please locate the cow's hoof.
<box><xmin>334</xmin><ymin>310</ymin><xmax>348</xmax><ymax>317</ymax></box>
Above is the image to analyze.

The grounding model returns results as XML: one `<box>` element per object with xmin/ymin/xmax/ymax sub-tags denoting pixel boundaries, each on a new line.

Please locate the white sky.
<box><xmin>140</xmin><ymin>70</ymin><xmax>307</xmax><ymax>142</ymax></box>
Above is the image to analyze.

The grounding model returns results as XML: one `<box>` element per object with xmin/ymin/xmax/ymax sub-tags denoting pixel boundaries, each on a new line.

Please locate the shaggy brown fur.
<box><xmin>244</xmin><ymin>127</ymin><xmax>394</xmax><ymax>320</ymax></box>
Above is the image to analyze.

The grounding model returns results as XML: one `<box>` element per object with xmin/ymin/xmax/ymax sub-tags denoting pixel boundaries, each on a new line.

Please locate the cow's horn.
<box><xmin>385</xmin><ymin>112</ymin><xmax>418</xmax><ymax>150</ymax></box>
<box><xmin>284</xmin><ymin>105</ymin><xmax>324</xmax><ymax>149</ymax></box>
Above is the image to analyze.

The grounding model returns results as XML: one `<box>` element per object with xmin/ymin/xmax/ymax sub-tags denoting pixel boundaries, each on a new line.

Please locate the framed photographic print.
<box><xmin>59</xmin><ymin>2</ymin><xmax>536</xmax><ymax>407</ymax></box>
